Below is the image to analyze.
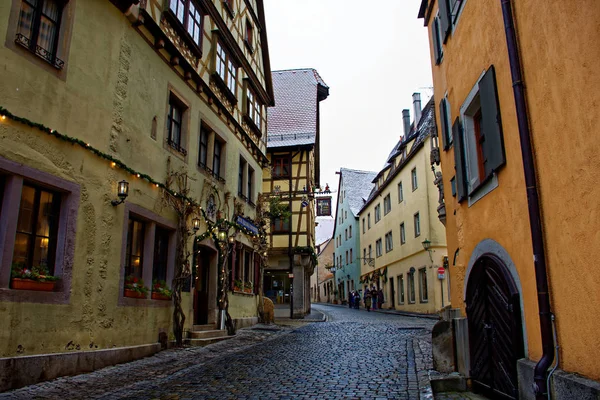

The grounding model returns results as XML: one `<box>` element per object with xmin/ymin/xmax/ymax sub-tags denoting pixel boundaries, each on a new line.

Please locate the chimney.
<box><xmin>402</xmin><ymin>109</ymin><xmax>411</xmax><ymax>137</ymax></box>
<box><xmin>412</xmin><ymin>92</ymin><xmax>422</xmax><ymax>126</ymax></box>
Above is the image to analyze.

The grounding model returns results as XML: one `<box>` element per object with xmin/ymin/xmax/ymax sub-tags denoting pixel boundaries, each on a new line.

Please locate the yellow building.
<box><xmin>262</xmin><ymin>68</ymin><xmax>329</xmax><ymax>318</ymax></box>
<box><xmin>0</xmin><ymin>0</ymin><xmax>273</xmax><ymax>390</ymax></box>
<box><xmin>358</xmin><ymin>95</ymin><xmax>448</xmax><ymax>314</ymax></box>
<box><xmin>419</xmin><ymin>0</ymin><xmax>600</xmax><ymax>398</ymax></box>
<box><xmin>310</xmin><ymin>237</ymin><xmax>334</xmax><ymax>303</ymax></box>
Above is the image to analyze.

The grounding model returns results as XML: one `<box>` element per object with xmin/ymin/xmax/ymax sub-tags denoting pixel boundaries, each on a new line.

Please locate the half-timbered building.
<box><xmin>262</xmin><ymin>68</ymin><xmax>329</xmax><ymax>318</ymax></box>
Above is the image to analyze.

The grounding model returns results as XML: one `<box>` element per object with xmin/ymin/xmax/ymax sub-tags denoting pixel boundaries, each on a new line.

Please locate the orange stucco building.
<box><xmin>420</xmin><ymin>0</ymin><xmax>600</xmax><ymax>399</ymax></box>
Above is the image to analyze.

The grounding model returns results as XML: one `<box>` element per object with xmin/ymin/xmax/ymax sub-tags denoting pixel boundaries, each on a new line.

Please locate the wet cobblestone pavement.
<box><xmin>1</xmin><ymin>304</ymin><xmax>437</xmax><ymax>399</ymax></box>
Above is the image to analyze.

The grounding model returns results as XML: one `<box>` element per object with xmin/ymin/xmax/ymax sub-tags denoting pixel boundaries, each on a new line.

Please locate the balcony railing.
<box><xmin>15</xmin><ymin>33</ymin><xmax>64</xmax><ymax>70</ymax></box>
<box><xmin>167</xmin><ymin>138</ymin><xmax>187</xmax><ymax>156</ymax></box>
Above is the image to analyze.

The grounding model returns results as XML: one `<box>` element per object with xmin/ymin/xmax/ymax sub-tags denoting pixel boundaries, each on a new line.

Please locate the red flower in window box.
<box><xmin>124</xmin><ymin>275</ymin><xmax>149</xmax><ymax>299</ymax></box>
<box><xmin>151</xmin><ymin>279</ymin><xmax>172</xmax><ymax>300</ymax></box>
<box><xmin>10</xmin><ymin>263</ymin><xmax>58</xmax><ymax>292</ymax></box>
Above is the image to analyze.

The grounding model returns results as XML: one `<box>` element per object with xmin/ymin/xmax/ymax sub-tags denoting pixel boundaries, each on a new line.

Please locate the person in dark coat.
<box><xmin>364</xmin><ymin>289</ymin><xmax>372</xmax><ymax>312</ymax></box>
<box><xmin>354</xmin><ymin>291</ymin><xmax>360</xmax><ymax>309</ymax></box>
<box><xmin>378</xmin><ymin>289</ymin><xmax>384</xmax><ymax>309</ymax></box>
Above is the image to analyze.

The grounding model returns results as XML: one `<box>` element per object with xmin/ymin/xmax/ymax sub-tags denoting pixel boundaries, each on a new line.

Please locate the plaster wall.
<box><xmin>0</xmin><ymin>0</ymin><xmax>265</xmax><ymax>360</ymax></box>
<box><xmin>427</xmin><ymin>0</ymin><xmax>540</xmax><ymax>360</ymax></box>
<box><xmin>512</xmin><ymin>0</ymin><xmax>600</xmax><ymax>380</ymax></box>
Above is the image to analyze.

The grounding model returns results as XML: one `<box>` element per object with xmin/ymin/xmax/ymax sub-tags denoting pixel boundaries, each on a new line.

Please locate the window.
<box><xmin>245</xmin><ymin>18</ymin><xmax>253</xmax><ymax>50</ymax></box>
<box><xmin>245</xmin><ymin>85</ymin><xmax>262</xmax><ymax>133</ymax></box>
<box><xmin>272</xmin><ymin>156</ymin><xmax>290</xmax><ymax>178</ymax></box>
<box><xmin>238</xmin><ymin>157</ymin><xmax>247</xmax><ymax>200</ymax></box>
<box><xmin>398</xmin><ymin>275</ymin><xmax>405</xmax><ymax>304</ymax></box>
<box><xmin>233</xmin><ymin>247</ymin><xmax>255</xmax><ymax>290</ymax></box>
<box><xmin>12</xmin><ymin>184</ymin><xmax>61</xmax><ymax>275</ymax></box>
<box><xmin>411</xmin><ymin>168</ymin><xmax>418</xmax><ymax>191</ymax></box>
<box><xmin>198</xmin><ymin>124</ymin><xmax>225</xmax><ymax>182</ymax></box>
<box><xmin>152</xmin><ymin>227</ymin><xmax>170</xmax><ymax>283</ymax></box>
<box><xmin>345</xmin><ymin>250</ymin><xmax>348</xmax><ymax>265</ymax></box>
<box><xmin>199</xmin><ymin>127</ymin><xmax>208</xmax><ymax>168</ymax></box>
<box><xmin>215</xmin><ymin>41</ymin><xmax>237</xmax><ymax>97</ymax></box>
<box><xmin>432</xmin><ymin>14</ymin><xmax>444</xmax><ymax>65</ymax></box>
<box><xmin>345</xmin><ymin>229</ymin><xmax>347</xmax><ymax>241</ymax></box>
<box><xmin>408</xmin><ymin>271</ymin><xmax>416</xmax><ymax>303</ymax></box>
<box><xmin>167</xmin><ymin>94</ymin><xmax>187</xmax><ymax>155</ymax></box>
<box><xmin>213</xmin><ymin>138</ymin><xmax>223</xmax><ymax>179</ymax></box>
<box><xmin>385</xmin><ymin>231</ymin><xmax>393</xmax><ymax>253</ymax></box>
<box><xmin>247</xmin><ymin>167</ymin><xmax>254</xmax><ymax>203</ymax></box>
<box><xmin>345</xmin><ymin>210</ymin><xmax>347</xmax><ymax>220</ymax></box>
<box><xmin>168</xmin><ymin>0</ymin><xmax>204</xmax><ymax>48</ymax></box>
<box><xmin>439</xmin><ymin>97</ymin><xmax>453</xmax><ymax>150</ymax></box>
<box><xmin>367</xmin><ymin>213</ymin><xmax>371</xmax><ymax>229</ymax></box>
<box><xmin>455</xmin><ymin>66</ymin><xmax>505</xmax><ymax>203</ymax></box>
<box><xmin>414</xmin><ymin>212</ymin><xmax>421</xmax><ymax>237</ymax></box>
<box><xmin>125</xmin><ymin>218</ymin><xmax>145</xmax><ymax>280</ymax></box>
<box><xmin>419</xmin><ymin>267</ymin><xmax>428</xmax><ymax>303</ymax></box>
<box><xmin>362</xmin><ymin>218</ymin><xmax>365</xmax><ymax>233</ymax></box>
<box><xmin>368</xmin><ymin>245</ymin><xmax>372</xmax><ymax>260</ymax></box>
<box><xmin>400</xmin><ymin>222</ymin><xmax>406</xmax><ymax>244</ymax></box>
<box><xmin>363</xmin><ymin>248</ymin><xmax>366</xmax><ymax>265</ymax></box>
<box><xmin>398</xmin><ymin>181</ymin><xmax>404</xmax><ymax>203</ymax></box>
<box><xmin>374</xmin><ymin>204</ymin><xmax>381</xmax><ymax>223</ymax></box>
<box><xmin>375</xmin><ymin>239</ymin><xmax>382</xmax><ymax>257</ymax></box>
<box><xmin>383</xmin><ymin>194</ymin><xmax>391</xmax><ymax>215</ymax></box>
<box><xmin>350</xmin><ymin>249</ymin><xmax>353</xmax><ymax>263</ymax></box>
<box><xmin>272</xmin><ymin>206</ymin><xmax>290</xmax><ymax>233</ymax></box>
<box><xmin>15</xmin><ymin>0</ymin><xmax>66</xmax><ymax>69</ymax></box>
<box><xmin>349</xmin><ymin>226</ymin><xmax>352</xmax><ymax>238</ymax></box>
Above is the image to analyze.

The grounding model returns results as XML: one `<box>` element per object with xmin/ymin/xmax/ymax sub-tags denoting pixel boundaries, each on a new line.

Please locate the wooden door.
<box><xmin>466</xmin><ymin>256</ymin><xmax>524</xmax><ymax>400</ymax></box>
<box><xmin>194</xmin><ymin>251</ymin><xmax>211</xmax><ymax>325</ymax></box>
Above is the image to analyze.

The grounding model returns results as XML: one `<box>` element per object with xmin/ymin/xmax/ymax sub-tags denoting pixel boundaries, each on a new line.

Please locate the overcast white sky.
<box><xmin>263</xmin><ymin>0</ymin><xmax>434</xmax><ymax>195</ymax></box>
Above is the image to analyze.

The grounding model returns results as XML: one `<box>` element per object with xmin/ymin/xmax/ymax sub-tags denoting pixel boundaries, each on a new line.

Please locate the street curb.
<box><xmin>313</xmin><ymin>302</ymin><xmax>440</xmax><ymax>320</ymax></box>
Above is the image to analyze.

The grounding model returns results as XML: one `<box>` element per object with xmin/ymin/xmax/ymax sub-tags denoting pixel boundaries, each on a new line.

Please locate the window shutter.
<box><xmin>439</xmin><ymin>0</ymin><xmax>451</xmax><ymax>43</ymax></box>
<box><xmin>479</xmin><ymin>66</ymin><xmax>506</xmax><ymax>178</ymax></box>
<box><xmin>452</xmin><ymin>118</ymin><xmax>467</xmax><ymax>202</ymax></box>
<box><xmin>432</xmin><ymin>18</ymin><xmax>442</xmax><ymax>65</ymax></box>
<box><xmin>439</xmin><ymin>98</ymin><xmax>449</xmax><ymax>149</ymax></box>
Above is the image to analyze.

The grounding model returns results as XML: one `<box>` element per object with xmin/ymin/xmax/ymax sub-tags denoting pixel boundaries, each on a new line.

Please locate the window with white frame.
<box><xmin>408</xmin><ymin>270</ymin><xmax>416</xmax><ymax>303</ymax></box>
<box><xmin>375</xmin><ymin>239</ymin><xmax>382</xmax><ymax>257</ymax></box>
<box><xmin>368</xmin><ymin>213</ymin><xmax>371</xmax><ymax>229</ymax></box>
<box><xmin>419</xmin><ymin>267</ymin><xmax>428</xmax><ymax>303</ymax></box>
<box><xmin>455</xmin><ymin>66</ymin><xmax>505</xmax><ymax>203</ymax></box>
<box><xmin>414</xmin><ymin>212</ymin><xmax>421</xmax><ymax>237</ymax></box>
<box><xmin>398</xmin><ymin>181</ymin><xmax>404</xmax><ymax>203</ymax></box>
<box><xmin>374</xmin><ymin>204</ymin><xmax>381</xmax><ymax>223</ymax></box>
<box><xmin>398</xmin><ymin>275</ymin><xmax>405</xmax><ymax>304</ymax></box>
<box><xmin>411</xmin><ymin>168</ymin><xmax>418</xmax><ymax>191</ymax></box>
<box><xmin>385</xmin><ymin>231</ymin><xmax>393</xmax><ymax>253</ymax></box>
<box><xmin>168</xmin><ymin>0</ymin><xmax>203</xmax><ymax>48</ymax></box>
<box><xmin>245</xmin><ymin>85</ymin><xmax>262</xmax><ymax>132</ymax></box>
<box><xmin>215</xmin><ymin>42</ymin><xmax>237</xmax><ymax>95</ymax></box>
<box><xmin>400</xmin><ymin>222</ymin><xmax>406</xmax><ymax>244</ymax></box>
<box><xmin>383</xmin><ymin>194</ymin><xmax>391</xmax><ymax>215</ymax></box>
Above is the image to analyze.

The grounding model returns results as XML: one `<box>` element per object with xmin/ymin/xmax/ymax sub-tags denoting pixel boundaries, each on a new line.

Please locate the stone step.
<box><xmin>183</xmin><ymin>336</ymin><xmax>233</xmax><ymax>347</ymax></box>
<box><xmin>187</xmin><ymin>329</ymin><xmax>228</xmax><ymax>339</ymax></box>
<box><xmin>191</xmin><ymin>324</ymin><xmax>217</xmax><ymax>331</ymax></box>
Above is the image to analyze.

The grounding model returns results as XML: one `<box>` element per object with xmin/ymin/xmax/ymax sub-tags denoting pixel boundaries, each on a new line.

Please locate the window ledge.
<box><xmin>210</xmin><ymin>72</ymin><xmax>238</xmax><ymax>105</ymax></box>
<box><xmin>15</xmin><ymin>34</ymin><xmax>65</xmax><ymax>70</ymax></box>
<box><xmin>197</xmin><ymin>163</ymin><xmax>226</xmax><ymax>184</ymax></box>
<box><xmin>243</xmin><ymin>114</ymin><xmax>262</xmax><ymax>138</ymax></box>
<box><xmin>468</xmin><ymin>173</ymin><xmax>499</xmax><ymax>207</ymax></box>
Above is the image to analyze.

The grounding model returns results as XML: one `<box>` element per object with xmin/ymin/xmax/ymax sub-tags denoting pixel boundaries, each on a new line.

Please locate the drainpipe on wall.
<box><xmin>500</xmin><ymin>1</ymin><xmax>555</xmax><ymax>398</ymax></box>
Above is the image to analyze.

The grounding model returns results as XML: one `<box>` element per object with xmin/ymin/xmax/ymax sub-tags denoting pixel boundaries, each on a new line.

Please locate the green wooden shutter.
<box><xmin>479</xmin><ymin>66</ymin><xmax>506</xmax><ymax>178</ymax></box>
<box><xmin>439</xmin><ymin>98</ymin><xmax>450</xmax><ymax>150</ymax></box>
<box><xmin>439</xmin><ymin>0</ymin><xmax>451</xmax><ymax>43</ymax></box>
<box><xmin>452</xmin><ymin>118</ymin><xmax>467</xmax><ymax>202</ymax></box>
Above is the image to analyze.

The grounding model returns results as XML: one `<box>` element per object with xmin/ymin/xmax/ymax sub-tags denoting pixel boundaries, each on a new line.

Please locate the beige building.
<box><xmin>358</xmin><ymin>95</ymin><xmax>448</xmax><ymax>314</ymax></box>
<box><xmin>0</xmin><ymin>0</ymin><xmax>272</xmax><ymax>390</ymax></box>
<box><xmin>310</xmin><ymin>237</ymin><xmax>334</xmax><ymax>303</ymax></box>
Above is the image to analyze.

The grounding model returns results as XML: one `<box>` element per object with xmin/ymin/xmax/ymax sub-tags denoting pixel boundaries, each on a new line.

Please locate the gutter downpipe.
<box><xmin>500</xmin><ymin>1</ymin><xmax>554</xmax><ymax>398</ymax></box>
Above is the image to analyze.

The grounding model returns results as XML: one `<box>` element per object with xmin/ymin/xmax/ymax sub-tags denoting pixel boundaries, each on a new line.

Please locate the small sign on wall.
<box><xmin>317</xmin><ymin>197</ymin><xmax>332</xmax><ymax>216</ymax></box>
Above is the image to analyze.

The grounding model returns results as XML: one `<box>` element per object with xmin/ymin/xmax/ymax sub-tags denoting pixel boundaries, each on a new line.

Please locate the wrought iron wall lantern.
<box><xmin>192</xmin><ymin>217</ymin><xmax>201</xmax><ymax>232</ymax></box>
<box><xmin>111</xmin><ymin>180</ymin><xmax>129</xmax><ymax>206</ymax></box>
<box><xmin>422</xmin><ymin>238</ymin><xmax>433</xmax><ymax>262</ymax></box>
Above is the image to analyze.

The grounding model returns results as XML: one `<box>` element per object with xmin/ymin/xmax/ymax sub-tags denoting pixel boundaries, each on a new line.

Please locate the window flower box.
<box><xmin>124</xmin><ymin>275</ymin><xmax>149</xmax><ymax>299</ymax></box>
<box><xmin>10</xmin><ymin>264</ymin><xmax>58</xmax><ymax>292</ymax></box>
<box><xmin>10</xmin><ymin>278</ymin><xmax>56</xmax><ymax>292</ymax></box>
<box><xmin>151</xmin><ymin>279</ymin><xmax>172</xmax><ymax>300</ymax></box>
<box><xmin>151</xmin><ymin>292</ymin><xmax>171</xmax><ymax>300</ymax></box>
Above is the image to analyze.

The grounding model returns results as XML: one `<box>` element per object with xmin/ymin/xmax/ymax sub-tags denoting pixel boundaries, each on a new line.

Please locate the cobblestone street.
<box><xmin>1</xmin><ymin>305</ymin><xmax>437</xmax><ymax>400</ymax></box>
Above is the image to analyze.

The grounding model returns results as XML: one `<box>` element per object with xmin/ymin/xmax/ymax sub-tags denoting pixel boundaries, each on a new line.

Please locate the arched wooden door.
<box><xmin>466</xmin><ymin>255</ymin><xmax>524</xmax><ymax>400</ymax></box>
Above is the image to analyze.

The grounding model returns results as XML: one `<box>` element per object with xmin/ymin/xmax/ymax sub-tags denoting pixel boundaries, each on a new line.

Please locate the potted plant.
<box><xmin>234</xmin><ymin>279</ymin><xmax>244</xmax><ymax>292</ymax></box>
<box><xmin>124</xmin><ymin>275</ymin><xmax>149</xmax><ymax>299</ymax></box>
<box><xmin>244</xmin><ymin>281</ymin><xmax>253</xmax><ymax>293</ymax></box>
<box><xmin>151</xmin><ymin>279</ymin><xmax>172</xmax><ymax>300</ymax></box>
<box><xmin>10</xmin><ymin>263</ymin><xmax>58</xmax><ymax>291</ymax></box>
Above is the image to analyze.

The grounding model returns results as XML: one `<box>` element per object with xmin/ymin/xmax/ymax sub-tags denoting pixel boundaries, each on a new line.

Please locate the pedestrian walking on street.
<box><xmin>364</xmin><ymin>289</ymin><xmax>372</xmax><ymax>312</ymax></box>
<box><xmin>354</xmin><ymin>291</ymin><xmax>360</xmax><ymax>309</ymax></box>
<box><xmin>371</xmin><ymin>286</ymin><xmax>378</xmax><ymax>310</ymax></box>
<box><xmin>348</xmin><ymin>291</ymin><xmax>354</xmax><ymax>308</ymax></box>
